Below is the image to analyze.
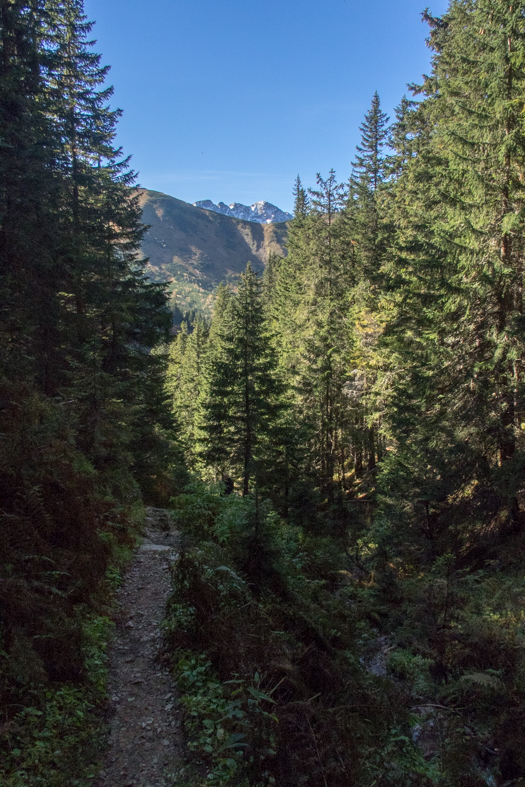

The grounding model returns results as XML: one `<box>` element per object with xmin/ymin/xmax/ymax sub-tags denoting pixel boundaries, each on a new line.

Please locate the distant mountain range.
<box><xmin>139</xmin><ymin>189</ymin><xmax>289</xmax><ymax>316</ymax></box>
<box><xmin>193</xmin><ymin>199</ymin><xmax>292</xmax><ymax>224</ymax></box>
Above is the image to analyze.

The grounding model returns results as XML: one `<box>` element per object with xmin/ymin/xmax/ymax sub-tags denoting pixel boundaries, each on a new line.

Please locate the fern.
<box><xmin>459</xmin><ymin>672</ymin><xmax>505</xmax><ymax>691</ymax></box>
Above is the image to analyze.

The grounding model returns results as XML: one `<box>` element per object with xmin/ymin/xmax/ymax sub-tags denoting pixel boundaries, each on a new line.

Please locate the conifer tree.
<box><xmin>43</xmin><ymin>0</ymin><xmax>173</xmax><ymax>489</ymax></box>
<box><xmin>0</xmin><ymin>0</ymin><xmax>63</xmax><ymax>390</ymax></box>
<box><xmin>0</xmin><ymin>0</ymin><xmax>175</xmax><ymax>728</ymax></box>
<box><xmin>192</xmin><ymin>284</ymin><xmax>232</xmax><ymax>477</ymax></box>
<box><xmin>342</xmin><ymin>94</ymin><xmax>392</xmax><ymax>475</ymax></box>
<box><xmin>292</xmin><ymin>174</ymin><xmax>309</xmax><ymax>219</ymax></box>
<box><xmin>166</xmin><ymin>320</ymin><xmax>188</xmax><ymax>400</ymax></box>
<box><xmin>262</xmin><ymin>251</ymin><xmax>282</xmax><ymax>307</ymax></box>
<box><xmin>380</xmin><ymin>0</ymin><xmax>525</xmax><ymax>544</ymax></box>
<box><xmin>348</xmin><ymin>91</ymin><xmax>390</xmax><ymax>283</ymax></box>
<box><xmin>199</xmin><ymin>264</ymin><xmax>284</xmax><ymax>496</ymax></box>
<box><xmin>312</xmin><ymin>172</ymin><xmax>352</xmax><ymax>488</ymax></box>
<box><xmin>268</xmin><ymin>221</ymin><xmax>307</xmax><ymax>381</ymax></box>
<box><xmin>282</xmin><ymin>171</ymin><xmax>353</xmax><ymax>492</ymax></box>
<box><xmin>172</xmin><ymin>317</ymin><xmax>209</xmax><ymax>470</ymax></box>
<box><xmin>352</xmin><ymin>92</ymin><xmax>390</xmax><ymax>190</ymax></box>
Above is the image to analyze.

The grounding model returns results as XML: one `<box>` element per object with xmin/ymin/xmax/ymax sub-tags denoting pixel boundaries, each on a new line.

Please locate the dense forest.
<box><xmin>2</xmin><ymin>0</ymin><xmax>525</xmax><ymax>786</ymax></box>
<box><xmin>0</xmin><ymin>0</ymin><xmax>184</xmax><ymax>783</ymax></box>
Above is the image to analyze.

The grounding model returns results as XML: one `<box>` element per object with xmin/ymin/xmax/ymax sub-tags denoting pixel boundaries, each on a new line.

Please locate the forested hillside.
<box><xmin>139</xmin><ymin>188</ymin><xmax>288</xmax><ymax>317</ymax></box>
<box><xmin>0</xmin><ymin>1</ymin><xmax>183</xmax><ymax>784</ymax></box>
<box><xmin>165</xmin><ymin>5</ymin><xmax>525</xmax><ymax>785</ymax></box>
<box><xmin>2</xmin><ymin>0</ymin><xmax>525</xmax><ymax>786</ymax></box>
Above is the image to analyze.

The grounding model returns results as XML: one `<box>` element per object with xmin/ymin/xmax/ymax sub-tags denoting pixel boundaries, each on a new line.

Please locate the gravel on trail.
<box><xmin>92</xmin><ymin>508</ymin><xmax>184</xmax><ymax>787</ymax></box>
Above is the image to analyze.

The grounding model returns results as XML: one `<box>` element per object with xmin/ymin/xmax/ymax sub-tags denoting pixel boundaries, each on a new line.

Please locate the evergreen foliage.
<box><xmin>164</xmin><ymin>4</ymin><xmax>525</xmax><ymax>784</ymax></box>
<box><xmin>198</xmin><ymin>263</ymin><xmax>284</xmax><ymax>496</ymax></box>
<box><xmin>6</xmin><ymin>0</ymin><xmax>525</xmax><ymax>783</ymax></box>
<box><xmin>170</xmin><ymin>316</ymin><xmax>209</xmax><ymax>471</ymax></box>
<box><xmin>0</xmin><ymin>1</ymin><xmax>179</xmax><ymax>781</ymax></box>
<box><xmin>380</xmin><ymin>0</ymin><xmax>525</xmax><ymax>547</ymax></box>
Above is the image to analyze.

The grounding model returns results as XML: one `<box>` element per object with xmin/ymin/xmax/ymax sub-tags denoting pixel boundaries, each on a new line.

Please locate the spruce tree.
<box><xmin>262</xmin><ymin>251</ymin><xmax>282</xmax><ymax>307</ymax></box>
<box><xmin>199</xmin><ymin>264</ymin><xmax>284</xmax><ymax>496</ymax></box>
<box><xmin>42</xmin><ymin>0</ymin><xmax>174</xmax><ymax>491</ymax></box>
<box><xmin>0</xmin><ymin>0</ymin><xmax>175</xmax><ymax>739</ymax></box>
<box><xmin>293</xmin><ymin>171</ymin><xmax>354</xmax><ymax>492</ymax></box>
<box><xmin>379</xmin><ymin>0</ymin><xmax>525</xmax><ymax>546</ymax></box>
<box><xmin>292</xmin><ymin>174</ymin><xmax>309</xmax><ymax>219</ymax></box>
<box><xmin>0</xmin><ymin>0</ymin><xmax>64</xmax><ymax>390</ymax></box>
<box><xmin>342</xmin><ymin>94</ymin><xmax>392</xmax><ymax>475</ymax></box>
<box><xmin>348</xmin><ymin>91</ymin><xmax>390</xmax><ymax>283</ymax></box>
<box><xmin>166</xmin><ymin>319</ymin><xmax>189</xmax><ymax>400</ymax></box>
<box><xmin>172</xmin><ymin>316</ymin><xmax>209</xmax><ymax>470</ymax></box>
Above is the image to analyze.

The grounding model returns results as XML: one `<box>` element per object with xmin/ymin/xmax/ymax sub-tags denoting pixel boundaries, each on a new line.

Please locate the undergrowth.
<box><xmin>365</xmin><ymin>542</ymin><xmax>525</xmax><ymax>786</ymax></box>
<box><xmin>0</xmin><ymin>507</ymin><xmax>142</xmax><ymax>787</ymax></box>
<box><xmin>1</xmin><ymin>611</ymin><xmax>110</xmax><ymax>787</ymax></box>
<box><xmin>165</xmin><ymin>480</ymin><xmax>525</xmax><ymax>786</ymax></box>
<box><xmin>164</xmin><ymin>480</ymin><xmax>431</xmax><ymax>787</ymax></box>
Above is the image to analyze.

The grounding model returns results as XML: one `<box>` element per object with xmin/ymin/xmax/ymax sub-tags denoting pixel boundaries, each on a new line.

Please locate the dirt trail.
<box><xmin>92</xmin><ymin>508</ymin><xmax>183</xmax><ymax>787</ymax></box>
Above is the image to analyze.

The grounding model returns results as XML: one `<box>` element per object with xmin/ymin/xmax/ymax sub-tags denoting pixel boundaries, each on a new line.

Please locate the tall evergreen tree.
<box><xmin>43</xmin><ymin>0</ymin><xmax>174</xmax><ymax>490</ymax></box>
<box><xmin>348</xmin><ymin>91</ymin><xmax>390</xmax><ymax>283</ymax></box>
<box><xmin>199</xmin><ymin>264</ymin><xmax>284</xmax><ymax>496</ymax></box>
<box><xmin>379</xmin><ymin>0</ymin><xmax>525</xmax><ymax>547</ymax></box>
<box><xmin>0</xmin><ymin>0</ymin><xmax>175</xmax><ymax>732</ymax></box>
<box><xmin>0</xmin><ymin>0</ymin><xmax>62</xmax><ymax>389</ymax></box>
<box><xmin>280</xmin><ymin>171</ymin><xmax>353</xmax><ymax>493</ymax></box>
<box><xmin>262</xmin><ymin>251</ymin><xmax>283</xmax><ymax>307</ymax></box>
<box><xmin>292</xmin><ymin>174</ymin><xmax>309</xmax><ymax>219</ymax></box>
<box><xmin>342</xmin><ymin>94</ymin><xmax>392</xmax><ymax>475</ymax></box>
<box><xmin>171</xmin><ymin>316</ymin><xmax>209</xmax><ymax>470</ymax></box>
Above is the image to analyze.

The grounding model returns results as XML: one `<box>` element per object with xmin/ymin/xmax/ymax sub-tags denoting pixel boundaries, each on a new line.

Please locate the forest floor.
<box><xmin>91</xmin><ymin>508</ymin><xmax>184</xmax><ymax>787</ymax></box>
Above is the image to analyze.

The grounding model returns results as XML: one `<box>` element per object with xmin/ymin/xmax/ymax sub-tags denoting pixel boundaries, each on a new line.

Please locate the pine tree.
<box><xmin>293</xmin><ymin>171</ymin><xmax>354</xmax><ymax>492</ymax></box>
<box><xmin>342</xmin><ymin>94</ymin><xmax>392</xmax><ymax>475</ymax></box>
<box><xmin>172</xmin><ymin>316</ymin><xmax>209</xmax><ymax>470</ymax></box>
<box><xmin>348</xmin><ymin>91</ymin><xmax>390</xmax><ymax>283</ymax></box>
<box><xmin>0</xmin><ymin>0</ymin><xmax>175</xmax><ymax>730</ymax></box>
<box><xmin>292</xmin><ymin>174</ymin><xmax>309</xmax><ymax>219</ymax></box>
<box><xmin>199</xmin><ymin>264</ymin><xmax>284</xmax><ymax>496</ymax></box>
<box><xmin>379</xmin><ymin>0</ymin><xmax>525</xmax><ymax>546</ymax></box>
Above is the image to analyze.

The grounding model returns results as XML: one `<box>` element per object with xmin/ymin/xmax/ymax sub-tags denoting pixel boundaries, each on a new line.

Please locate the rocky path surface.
<box><xmin>92</xmin><ymin>508</ymin><xmax>183</xmax><ymax>787</ymax></box>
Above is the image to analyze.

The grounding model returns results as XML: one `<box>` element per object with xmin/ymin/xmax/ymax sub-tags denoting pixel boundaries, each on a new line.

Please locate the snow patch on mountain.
<box><xmin>194</xmin><ymin>199</ymin><xmax>292</xmax><ymax>224</ymax></box>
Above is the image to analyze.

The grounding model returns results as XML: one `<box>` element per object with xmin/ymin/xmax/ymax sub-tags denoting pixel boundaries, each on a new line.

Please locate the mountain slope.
<box><xmin>139</xmin><ymin>189</ymin><xmax>288</xmax><ymax>314</ymax></box>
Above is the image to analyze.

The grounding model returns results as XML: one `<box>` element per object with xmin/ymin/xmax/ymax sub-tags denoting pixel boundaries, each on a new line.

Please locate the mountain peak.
<box><xmin>194</xmin><ymin>199</ymin><xmax>292</xmax><ymax>224</ymax></box>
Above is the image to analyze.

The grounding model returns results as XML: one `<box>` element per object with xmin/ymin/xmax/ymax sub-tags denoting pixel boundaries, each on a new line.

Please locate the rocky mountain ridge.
<box><xmin>193</xmin><ymin>199</ymin><xmax>292</xmax><ymax>224</ymax></box>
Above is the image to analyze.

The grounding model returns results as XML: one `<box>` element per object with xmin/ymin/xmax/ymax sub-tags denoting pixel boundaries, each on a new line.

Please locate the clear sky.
<box><xmin>83</xmin><ymin>0</ymin><xmax>450</xmax><ymax>214</ymax></box>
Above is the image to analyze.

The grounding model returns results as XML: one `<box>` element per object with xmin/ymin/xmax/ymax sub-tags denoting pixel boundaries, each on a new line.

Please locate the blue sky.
<box><xmin>83</xmin><ymin>0</ymin><xmax>450</xmax><ymax>214</ymax></box>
